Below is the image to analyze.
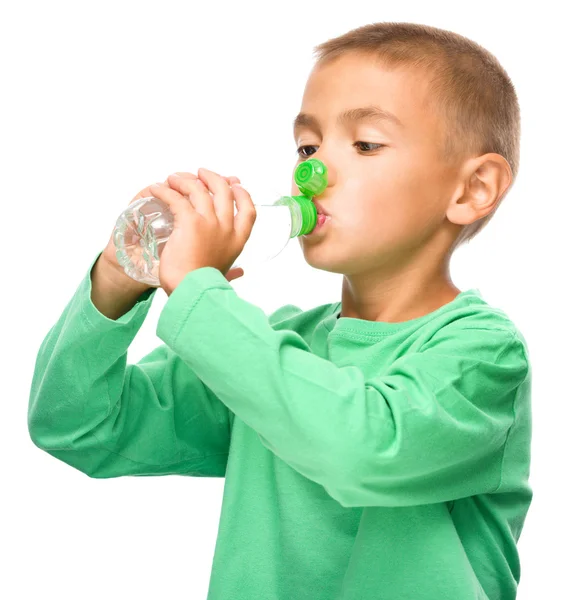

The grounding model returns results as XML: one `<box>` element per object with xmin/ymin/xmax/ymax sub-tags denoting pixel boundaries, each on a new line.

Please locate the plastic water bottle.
<box><xmin>113</xmin><ymin>159</ymin><xmax>328</xmax><ymax>286</ymax></box>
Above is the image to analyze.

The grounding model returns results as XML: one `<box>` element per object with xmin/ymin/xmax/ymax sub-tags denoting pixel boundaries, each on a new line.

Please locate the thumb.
<box><xmin>225</xmin><ymin>267</ymin><xmax>244</xmax><ymax>281</ymax></box>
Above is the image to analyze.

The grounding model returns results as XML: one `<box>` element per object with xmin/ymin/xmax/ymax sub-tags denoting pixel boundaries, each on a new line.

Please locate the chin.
<box><xmin>299</xmin><ymin>241</ymin><xmax>350</xmax><ymax>275</ymax></box>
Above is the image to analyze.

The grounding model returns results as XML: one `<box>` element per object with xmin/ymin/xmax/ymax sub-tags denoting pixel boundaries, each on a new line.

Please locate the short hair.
<box><xmin>312</xmin><ymin>22</ymin><xmax>521</xmax><ymax>247</ymax></box>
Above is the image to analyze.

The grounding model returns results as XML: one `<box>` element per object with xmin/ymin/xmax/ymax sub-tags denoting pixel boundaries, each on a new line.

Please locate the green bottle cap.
<box><xmin>294</xmin><ymin>158</ymin><xmax>328</xmax><ymax>197</ymax></box>
<box><xmin>292</xmin><ymin>194</ymin><xmax>318</xmax><ymax>236</ymax></box>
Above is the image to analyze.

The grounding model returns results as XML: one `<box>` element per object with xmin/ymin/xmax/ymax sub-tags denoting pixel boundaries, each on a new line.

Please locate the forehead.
<box><xmin>298</xmin><ymin>55</ymin><xmax>434</xmax><ymax>134</ymax></box>
<box><xmin>305</xmin><ymin>53</ymin><xmax>427</xmax><ymax>95</ymax></box>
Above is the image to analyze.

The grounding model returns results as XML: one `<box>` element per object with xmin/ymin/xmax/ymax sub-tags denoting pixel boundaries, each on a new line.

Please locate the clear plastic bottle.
<box><xmin>113</xmin><ymin>158</ymin><xmax>328</xmax><ymax>286</ymax></box>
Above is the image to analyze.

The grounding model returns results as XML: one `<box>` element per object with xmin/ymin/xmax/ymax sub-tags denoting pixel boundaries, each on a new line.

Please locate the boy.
<box><xmin>28</xmin><ymin>21</ymin><xmax>531</xmax><ymax>600</ymax></box>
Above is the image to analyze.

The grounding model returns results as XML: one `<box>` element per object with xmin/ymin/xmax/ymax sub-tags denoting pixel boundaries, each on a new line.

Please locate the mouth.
<box><xmin>306</xmin><ymin>212</ymin><xmax>331</xmax><ymax>235</ymax></box>
<box><xmin>312</xmin><ymin>200</ymin><xmax>330</xmax><ymax>217</ymax></box>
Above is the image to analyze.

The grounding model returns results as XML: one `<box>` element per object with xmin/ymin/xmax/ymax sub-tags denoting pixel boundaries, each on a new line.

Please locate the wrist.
<box><xmin>97</xmin><ymin>254</ymin><xmax>154</xmax><ymax>294</ymax></box>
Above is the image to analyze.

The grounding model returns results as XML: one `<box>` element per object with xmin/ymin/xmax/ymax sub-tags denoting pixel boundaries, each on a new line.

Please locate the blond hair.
<box><xmin>313</xmin><ymin>22</ymin><xmax>521</xmax><ymax>247</ymax></box>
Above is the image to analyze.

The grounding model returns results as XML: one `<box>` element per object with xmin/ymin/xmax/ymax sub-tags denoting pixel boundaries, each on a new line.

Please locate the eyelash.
<box><xmin>296</xmin><ymin>142</ymin><xmax>384</xmax><ymax>158</ymax></box>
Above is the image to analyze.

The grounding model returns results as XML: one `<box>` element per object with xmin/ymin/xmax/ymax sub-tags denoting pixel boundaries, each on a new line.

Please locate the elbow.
<box><xmin>28</xmin><ymin>410</ymin><xmax>68</xmax><ymax>452</ymax></box>
<box><xmin>28</xmin><ymin>392</ymin><xmax>91</xmax><ymax>452</ymax></box>
<box><xmin>28</xmin><ymin>406</ymin><xmax>88</xmax><ymax>467</ymax></box>
<box><xmin>28</xmin><ymin>410</ymin><xmax>50</xmax><ymax>450</ymax></box>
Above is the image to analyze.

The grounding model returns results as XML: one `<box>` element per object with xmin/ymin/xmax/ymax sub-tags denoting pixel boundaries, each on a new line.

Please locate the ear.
<box><xmin>446</xmin><ymin>153</ymin><xmax>513</xmax><ymax>226</ymax></box>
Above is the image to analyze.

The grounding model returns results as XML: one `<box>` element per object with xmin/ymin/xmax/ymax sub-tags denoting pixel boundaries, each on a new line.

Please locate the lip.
<box><xmin>311</xmin><ymin>200</ymin><xmax>330</xmax><ymax>217</ymax></box>
<box><xmin>306</xmin><ymin>214</ymin><xmax>331</xmax><ymax>235</ymax></box>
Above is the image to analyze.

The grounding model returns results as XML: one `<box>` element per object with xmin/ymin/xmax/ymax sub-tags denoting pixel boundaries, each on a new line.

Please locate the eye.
<box><xmin>296</xmin><ymin>145</ymin><xmax>318</xmax><ymax>158</ymax></box>
<box><xmin>354</xmin><ymin>142</ymin><xmax>384</xmax><ymax>153</ymax></box>
<box><xmin>296</xmin><ymin>142</ymin><xmax>384</xmax><ymax>158</ymax></box>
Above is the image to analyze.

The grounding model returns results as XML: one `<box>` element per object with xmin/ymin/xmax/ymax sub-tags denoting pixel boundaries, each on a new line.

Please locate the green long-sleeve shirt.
<box><xmin>28</xmin><ymin>251</ymin><xmax>532</xmax><ymax>600</ymax></box>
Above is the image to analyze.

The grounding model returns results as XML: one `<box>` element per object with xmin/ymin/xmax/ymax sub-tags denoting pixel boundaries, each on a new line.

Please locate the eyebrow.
<box><xmin>293</xmin><ymin>105</ymin><xmax>404</xmax><ymax>137</ymax></box>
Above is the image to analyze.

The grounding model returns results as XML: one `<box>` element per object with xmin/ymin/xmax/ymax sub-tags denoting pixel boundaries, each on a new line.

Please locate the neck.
<box><xmin>339</xmin><ymin>233</ymin><xmax>461</xmax><ymax>323</ymax></box>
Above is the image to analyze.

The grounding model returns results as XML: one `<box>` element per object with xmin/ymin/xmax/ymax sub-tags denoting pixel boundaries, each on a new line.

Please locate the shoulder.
<box><xmin>420</xmin><ymin>295</ymin><xmax>530</xmax><ymax>376</ymax></box>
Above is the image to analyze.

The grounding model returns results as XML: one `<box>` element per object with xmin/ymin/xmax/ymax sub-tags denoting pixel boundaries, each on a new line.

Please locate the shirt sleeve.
<box><xmin>156</xmin><ymin>266</ymin><xmax>530</xmax><ymax>507</ymax></box>
<box><xmin>28</xmin><ymin>252</ymin><xmax>232</xmax><ymax>479</ymax></box>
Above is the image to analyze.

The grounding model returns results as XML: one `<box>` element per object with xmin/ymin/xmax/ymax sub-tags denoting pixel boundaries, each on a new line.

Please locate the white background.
<box><xmin>2</xmin><ymin>1</ymin><xmax>582</xmax><ymax>598</ymax></box>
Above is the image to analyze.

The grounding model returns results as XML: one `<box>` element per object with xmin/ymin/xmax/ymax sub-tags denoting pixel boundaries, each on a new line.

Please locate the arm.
<box><xmin>156</xmin><ymin>267</ymin><xmax>530</xmax><ymax>507</ymax></box>
<box><xmin>28</xmin><ymin>252</ymin><xmax>232</xmax><ymax>479</ymax></box>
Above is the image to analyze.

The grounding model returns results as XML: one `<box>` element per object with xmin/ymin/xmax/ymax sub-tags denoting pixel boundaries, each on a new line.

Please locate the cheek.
<box><xmin>336</xmin><ymin>151</ymin><xmax>446</xmax><ymax>236</ymax></box>
<box><xmin>347</xmin><ymin>186</ymin><xmax>440</xmax><ymax>245</ymax></box>
<box><xmin>377</xmin><ymin>157</ymin><xmax>446</xmax><ymax>224</ymax></box>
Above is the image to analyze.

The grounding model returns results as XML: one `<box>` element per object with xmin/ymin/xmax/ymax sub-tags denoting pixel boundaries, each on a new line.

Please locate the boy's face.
<box><xmin>293</xmin><ymin>53</ymin><xmax>461</xmax><ymax>275</ymax></box>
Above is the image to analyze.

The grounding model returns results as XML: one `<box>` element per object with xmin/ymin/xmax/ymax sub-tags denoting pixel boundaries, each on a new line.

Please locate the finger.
<box><xmin>129</xmin><ymin>173</ymin><xmax>231</xmax><ymax>208</ymax></box>
<box><xmin>166</xmin><ymin>172</ymin><xmax>210</xmax><ymax>192</ymax></box>
<box><xmin>191</xmin><ymin>178</ymin><xmax>217</xmax><ymax>220</ymax></box>
<box><xmin>167</xmin><ymin>174</ymin><xmax>216</xmax><ymax>221</ymax></box>
<box><xmin>131</xmin><ymin>172</ymin><xmax>224</xmax><ymax>205</ymax></box>
<box><xmin>231</xmin><ymin>183</ymin><xmax>257</xmax><ymax>241</ymax></box>
<box><xmin>166</xmin><ymin>172</ymin><xmax>235</xmax><ymax>185</ymax></box>
<box><xmin>225</xmin><ymin>267</ymin><xmax>244</xmax><ymax>282</ymax></box>
<box><xmin>130</xmin><ymin>176</ymin><xmax>199</xmax><ymax>204</ymax></box>
<box><xmin>198</xmin><ymin>167</ymin><xmax>234</xmax><ymax>228</ymax></box>
<box><xmin>131</xmin><ymin>185</ymin><xmax>160</xmax><ymax>203</ymax></box>
<box><xmin>166</xmin><ymin>172</ymin><xmax>235</xmax><ymax>190</ymax></box>
<box><xmin>148</xmin><ymin>182</ymin><xmax>197</xmax><ymax>225</ymax></box>
<box><xmin>165</xmin><ymin>171</ymin><xmax>197</xmax><ymax>180</ymax></box>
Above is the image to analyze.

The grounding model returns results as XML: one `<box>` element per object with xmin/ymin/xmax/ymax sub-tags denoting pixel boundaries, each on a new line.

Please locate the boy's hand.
<box><xmin>154</xmin><ymin>167</ymin><xmax>257</xmax><ymax>296</ymax></box>
<box><xmin>99</xmin><ymin>171</ymin><xmax>248</xmax><ymax>289</ymax></box>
